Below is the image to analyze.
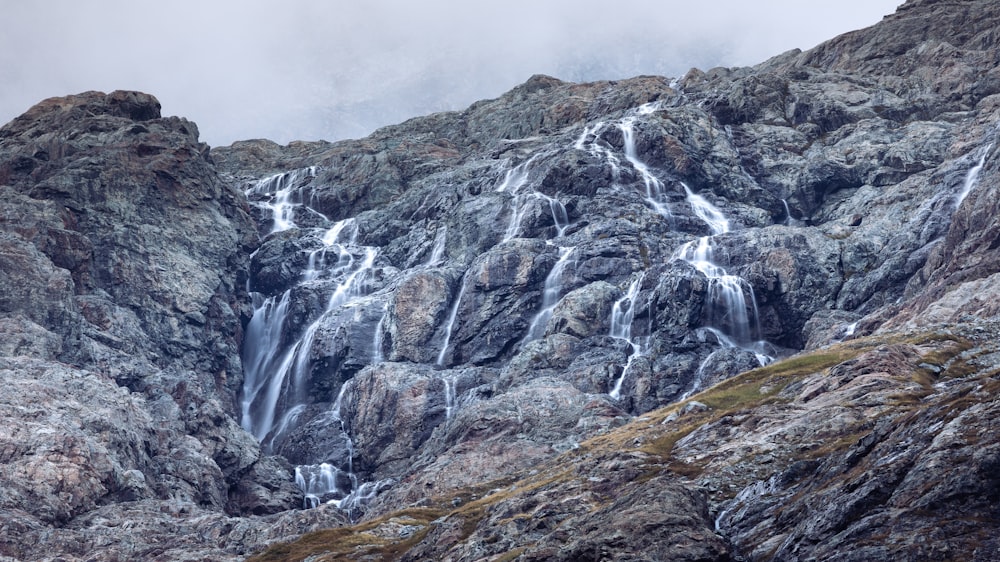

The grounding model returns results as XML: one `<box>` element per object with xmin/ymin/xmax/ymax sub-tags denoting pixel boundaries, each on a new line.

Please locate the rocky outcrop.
<box><xmin>0</xmin><ymin>91</ymin><xmax>305</xmax><ymax>559</ymax></box>
<box><xmin>227</xmin><ymin>0</ymin><xmax>1000</xmax><ymax>559</ymax></box>
<box><xmin>5</xmin><ymin>0</ymin><xmax>1000</xmax><ymax>560</ymax></box>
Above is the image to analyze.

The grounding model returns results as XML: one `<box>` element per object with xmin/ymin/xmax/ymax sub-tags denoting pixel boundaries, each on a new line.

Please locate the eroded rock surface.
<box><xmin>5</xmin><ymin>0</ymin><xmax>1000</xmax><ymax>560</ymax></box>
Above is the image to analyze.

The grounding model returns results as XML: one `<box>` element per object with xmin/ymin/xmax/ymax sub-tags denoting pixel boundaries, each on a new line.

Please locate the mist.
<box><xmin>1</xmin><ymin>0</ymin><xmax>901</xmax><ymax>147</ymax></box>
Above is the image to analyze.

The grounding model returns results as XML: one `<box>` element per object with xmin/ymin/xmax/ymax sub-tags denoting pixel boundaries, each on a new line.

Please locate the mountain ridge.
<box><xmin>2</xmin><ymin>0</ymin><xmax>1000</xmax><ymax>560</ymax></box>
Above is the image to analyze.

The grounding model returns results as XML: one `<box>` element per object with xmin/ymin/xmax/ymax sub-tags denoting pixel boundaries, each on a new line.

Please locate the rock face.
<box><xmin>0</xmin><ymin>91</ymin><xmax>305</xmax><ymax>560</ymax></box>
<box><xmin>5</xmin><ymin>0</ymin><xmax>1000</xmax><ymax>560</ymax></box>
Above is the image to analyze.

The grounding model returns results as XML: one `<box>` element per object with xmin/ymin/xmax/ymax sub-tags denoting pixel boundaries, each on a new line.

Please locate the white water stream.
<box><xmin>436</xmin><ymin>271</ymin><xmax>469</xmax><ymax>366</ymax></box>
<box><xmin>496</xmin><ymin>154</ymin><xmax>572</xmax><ymax>241</ymax></box>
<box><xmin>608</xmin><ymin>273</ymin><xmax>648</xmax><ymax>400</ymax></box>
<box><xmin>619</xmin><ymin>115</ymin><xmax>672</xmax><ymax>218</ymax></box>
<box><xmin>241</xmin><ymin>218</ymin><xmax>378</xmax><ymax>450</ymax></box>
<box><xmin>956</xmin><ymin>141</ymin><xmax>993</xmax><ymax>205</ymax></box>
<box><xmin>523</xmin><ymin>246</ymin><xmax>576</xmax><ymax>344</ymax></box>
<box><xmin>245</xmin><ymin>166</ymin><xmax>318</xmax><ymax>233</ymax></box>
<box><xmin>673</xmin><ymin>184</ymin><xmax>774</xmax><ymax>398</ymax></box>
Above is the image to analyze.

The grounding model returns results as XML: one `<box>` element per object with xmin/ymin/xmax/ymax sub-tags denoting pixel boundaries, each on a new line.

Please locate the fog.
<box><xmin>1</xmin><ymin>0</ymin><xmax>900</xmax><ymax>146</ymax></box>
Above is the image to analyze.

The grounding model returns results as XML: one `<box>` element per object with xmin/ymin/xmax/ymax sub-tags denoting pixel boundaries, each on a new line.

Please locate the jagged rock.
<box><xmin>363</xmin><ymin>376</ymin><xmax>627</xmax><ymax>516</ymax></box>
<box><xmin>547</xmin><ymin>280</ymin><xmax>618</xmax><ymax>338</ymax></box>
<box><xmin>339</xmin><ymin>362</ymin><xmax>447</xmax><ymax>478</ymax></box>
<box><xmin>0</xmin><ymin>90</ymin><xmax>294</xmax><ymax>558</ymax></box>
<box><xmin>7</xmin><ymin>1</ymin><xmax>1000</xmax><ymax>559</ymax></box>
<box><xmin>227</xmin><ymin>455</ymin><xmax>304</xmax><ymax>516</ymax></box>
<box><xmin>386</xmin><ymin>269</ymin><xmax>452</xmax><ymax>363</ymax></box>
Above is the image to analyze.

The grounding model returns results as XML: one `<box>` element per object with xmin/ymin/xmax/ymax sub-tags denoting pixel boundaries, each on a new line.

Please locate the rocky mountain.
<box><xmin>2</xmin><ymin>0</ymin><xmax>1000</xmax><ymax>560</ymax></box>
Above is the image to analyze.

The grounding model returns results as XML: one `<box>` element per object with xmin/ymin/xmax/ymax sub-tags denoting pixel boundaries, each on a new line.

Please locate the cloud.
<box><xmin>0</xmin><ymin>0</ymin><xmax>901</xmax><ymax>146</ymax></box>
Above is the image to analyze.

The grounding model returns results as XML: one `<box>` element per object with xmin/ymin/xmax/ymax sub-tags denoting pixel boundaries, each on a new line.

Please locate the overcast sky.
<box><xmin>1</xmin><ymin>1</ymin><xmax>901</xmax><ymax>147</ymax></box>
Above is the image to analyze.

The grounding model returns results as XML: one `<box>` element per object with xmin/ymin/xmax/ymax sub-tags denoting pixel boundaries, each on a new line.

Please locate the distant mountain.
<box><xmin>1</xmin><ymin>0</ymin><xmax>999</xmax><ymax>560</ymax></box>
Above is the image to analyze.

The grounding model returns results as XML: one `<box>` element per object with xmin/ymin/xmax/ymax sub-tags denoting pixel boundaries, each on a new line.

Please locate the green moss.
<box><xmin>796</xmin><ymin>431</ymin><xmax>867</xmax><ymax>461</ymax></box>
<box><xmin>694</xmin><ymin>350</ymin><xmax>854</xmax><ymax>411</ymax></box>
<box><xmin>246</xmin><ymin>505</ymin><xmax>451</xmax><ymax>562</ymax></box>
<box><xmin>248</xmin><ymin>332</ymin><xmax>969</xmax><ymax>560</ymax></box>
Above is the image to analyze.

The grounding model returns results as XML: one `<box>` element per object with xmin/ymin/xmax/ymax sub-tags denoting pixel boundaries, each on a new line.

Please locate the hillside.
<box><xmin>1</xmin><ymin>0</ymin><xmax>999</xmax><ymax>560</ymax></box>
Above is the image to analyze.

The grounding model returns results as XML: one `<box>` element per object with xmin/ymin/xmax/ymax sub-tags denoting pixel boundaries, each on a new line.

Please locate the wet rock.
<box><xmin>8</xmin><ymin>1</ymin><xmax>1000</xmax><ymax>558</ymax></box>
<box><xmin>387</xmin><ymin>269</ymin><xmax>451</xmax><ymax>363</ymax></box>
<box><xmin>548</xmin><ymin>280</ymin><xmax>618</xmax><ymax>338</ymax></box>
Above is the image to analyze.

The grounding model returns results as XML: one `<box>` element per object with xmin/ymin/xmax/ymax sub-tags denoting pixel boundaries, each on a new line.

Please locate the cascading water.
<box><xmin>523</xmin><ymin>246</ymin><xmax>576</xmax><ymax>344</ymax></box>
<box><xmin>372</xmin><ymin>302</ymin><xmax>389</xmax><ymax>364</ymax></box>
<box><xmin>575</xmin><ymin>103</ymin><xmax>674</xmax><ymax>219</ymax></box>
<box><xmin>442</xmin><ymin>374</ymin><xmax>457</xmax><ymax>419</ymax></box>
<box><xmin>956</xmin><ymin>140</ymin><xmax>994</xmax><ymax>205</ymax></box>
<box><xmin>241</xmin><ymin>218</ymin><xmax>378</xmax><ymax>450</ymax></box>
<box><xmin>673</xmin><ymin>184</ymin><xmax>774</xmax><ymax>398</ymax></box>
<box><xmin>245</xmin><ymin>166</ymin><xmax>317</xmax><ymax>233</ymax></box>
<box><xmin>608</xmin><ymin>273</ymin><xmax>647</xmax><ymax>400</ymax></box>
<box><xmin>781</xmin><ymin>199</ymin><xmax>804</xmax><ymax>227</ymax></box>
<box><xmin>496</xmin><ymin>154</ymin><xmax>572</xmax><ymax>241</ymax></box>
<box><xmin>619</xmin><ymin>115</ymin><xmax>672</xmax><ymax>218</ymax></box>
<box><xmin>495</xmin><ymin>154</ymin><xmax>541</xmax><ymax>193</ymax></box>
<box><xmin>240</xmin><ymin>291</ymin><xmax>292</xmax><ymax>437</ymax></box>
<box><xmin>574</xmin><ymin>121</ymin><xmax>623</xmax><ymax>178</ymax></box>
<box><xmin>674</xmin><ymin>237</ymin><xmax>760</xmax><ymax>345</ymax></box>
<box><xmin>295</xmin><ymin>385</ymin><xmax>357</xmax><ymax>509</ymax></box>
<box><xmin>436</xmin><ymin>271</ymin><xmax>469</xmax><ymax>366</ymax></box>
<box><xmin>684</xmin><ymin>184</ymin><xmax>729</xmax><ymax>236</ymax></box>
<box><xmin>426</xmin><ymin>226</ymin><xmax>447</xmax><ymax>266</ymax></box>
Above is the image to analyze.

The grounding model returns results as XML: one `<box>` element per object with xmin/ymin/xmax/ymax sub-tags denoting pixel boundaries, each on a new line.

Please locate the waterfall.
<box><xmin>372</xmin><ymin>303</ymin><xmax>389</xmax><ymax>363</ymax></box>
<box><xmin>245</xmin><ymin>166</ymin><xmax>317</xmax><ymax>233</ymax></box>
<box><xmin>436</xmin><ymin>271</ymin><xmax>469</xmax><ymax>366</ymax></box>
<box><xmin>497</xmin><ymin>157</ymin><xmax>531</xmax><ymax>242</ymax></box>
<box><xmin>672</xmin><ymin>185</ymin><xmax>773</xmax><ymax>400</ymax></box>
<box><xmin>619</xmin><ymin>116</ymin><xmax>672</xmax><ymax>218</ymax></box>
<box><xmin>240</xmin><ymin>291</ymin><xmax>292</xmax><ymax>439</ymax></box>
<box><xmin>303</xmin><ymin>219</ymin><xmax>357</xmax><ymax>282</ymax></box>
<box><xmin>443</xmin><ymin>375</ymin><xmax>457</xmax><ymax>419</ymax></box>
<box><xmin>294</xmin><ymin>384</ymin><xmax>390</xmax><ymax>517</ymax></box>
<box><xmin>608</xmin><ymin>273</ymin><xmax>647</xmax><ymax>400</ymax></box>
<box><xmin>503</xmin><ymin>197</ymin><xmax>532</xmax><ymax>241</ymax></box>
<box><xmin>956</xmin><ymin>141</ymin><xmax>993</xmax><ymax>205</ymax></box>
<box><xmin>426</xmin><ymin>226</ymin><xmax>447</xmax><ymax>266</ymax></box>
<box><xmin>675</xmin><ymin>186</ymin><xmax>767</xmax><ymax>348</ymax></box>
<box><xmin>297</xmin><ymin>463</ymin><xmax>353</xmax><ymax>509</ymax></box>
<box><xmin>781</xmin><ymin>199</ymin><xmax>804</xmax><ymax>227</ymax></box>
<box><xmin>240</xmin><ymin>217</ymin><xmax>378</xmax><ymax>450</ymax></box>
<box><xmin>523</xmin><ymin>246</ymin><xmax>576</xmax><ymax>344</ymax></box>
<box><xmin>575</xmin><ymin>104</ymin><xmax>672</xmax><ymax>218</ymax></box>
<box><xmin>684</xmin><ymin>184</ymin><xmax>729</xmax><ymax>235</ymax></box>
<box><xmin>674</xmin><ymin>237</ymin><xmax>760</xmax><ymax>345</ymax></box>
<box><xmin>295</xmin><ymin>384</ymin><xmax>358</xmax><ymax>509</ymax></box>
<box><xmin>496</xmin><ymin>154</ymin><xmax>571</xmax><ymax>241</ymax></box>
<box><xmin>545</xmin><ymin>194</ymin><xmax>571</xmax><ymax>237</ymax></box>
<box><xmin>495</xmin><ymin>154</ymin><xmax>542</xmax><ymax>193</ymax></box>
<box><xmin>575</xmin><ymin>121</ymin><xmax>623</xmax><ymax>178</ymax></box>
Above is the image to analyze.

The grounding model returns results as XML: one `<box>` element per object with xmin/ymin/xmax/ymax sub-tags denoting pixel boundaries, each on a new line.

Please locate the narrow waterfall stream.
<box><xmin>523</xmin><ymin>246</ymin><xmax>576</xmax><ymax>344</ymax></box>
<box><xmin>240</xmin><ymin>191</ymin><xmax>384</xmax><ymax>508</ymax></box>
<box><xmin>956</xmin><ymin>139</ymin><xmax>994</xmax><ymax>205</ymax></box>
<box><xmin>619</xmin><ymin>112</ymin><xmax>672</xmax><ymax>218</ymax></box>
<box><xmin>675</xmin><ymin>184</ymin><xmax>774</xmax><ymax>398</ymax></box>
<box><xmin>608</xmin><ymin>273</ymin><xmax>647</xmax><ymax>400</ymax></box>
<box><xmin>436</xmin><ymin>271</ymin><xmax>470</xmax><ymax>367</ymax></box>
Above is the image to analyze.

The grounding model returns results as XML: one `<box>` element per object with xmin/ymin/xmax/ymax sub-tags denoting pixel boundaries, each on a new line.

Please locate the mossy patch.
<box><xmin>247</xmin><ymin>331</ymin><xmax>983</xmax><ymax>561</ymax></box>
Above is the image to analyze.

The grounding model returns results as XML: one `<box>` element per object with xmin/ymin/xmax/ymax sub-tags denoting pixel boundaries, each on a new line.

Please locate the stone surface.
<box><xmin>6</xmin><ymin>1</ymin><xmax>1000</xmax><ymax>559</ymax></box>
